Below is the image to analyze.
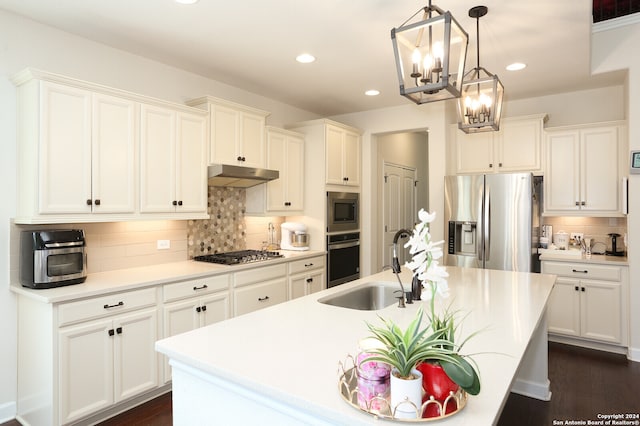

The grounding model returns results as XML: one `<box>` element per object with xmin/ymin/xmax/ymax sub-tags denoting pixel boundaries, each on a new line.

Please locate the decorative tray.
<box><xmin>338</xmin><ymin>358</ymin><xmax>467</xmax><ymax>422</ymax></box>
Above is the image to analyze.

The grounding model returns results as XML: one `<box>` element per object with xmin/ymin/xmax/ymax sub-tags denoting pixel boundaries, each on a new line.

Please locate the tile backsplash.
<box><xmin>542</xmin><ymin>216</ymin><xmax>627</xmax><ymax>253</ymax></box>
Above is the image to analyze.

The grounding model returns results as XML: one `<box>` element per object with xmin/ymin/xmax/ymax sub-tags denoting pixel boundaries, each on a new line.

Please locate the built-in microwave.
<box><xmin>327</xmin><ymin>192</ymin><xmax>359</xmax><ymax>233</ymax></box>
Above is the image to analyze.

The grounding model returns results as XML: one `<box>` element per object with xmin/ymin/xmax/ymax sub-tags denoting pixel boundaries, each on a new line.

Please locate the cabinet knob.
<box><xmin>196</xmin><ymin>306</ymin><xmax>201</xmax><ymax>313</ymax></box>
<box><xmin>489</xmin><ymin>163</ymin><xmax>493</xmax><ymax>168</ymax></box>
<box><xmin>581</xmin><ymin>201</ymin><xmax>586</xmax><ymax>206</ymax></box>
<box><xmin>172</xmin><ymin>200</ymin><xmax>177</xmax><ymax>206</ymax></box>
<box><xmin>116</xmin><ymin>327</ymin><xmax>122</xmax><ymax>334</ymax></box>
<box><xmin>575</xmin><ymin>201</ymin><xmax>580</xmax><ymax>206</ymax></box>
<box><xmin>306</xmin><ymin>278</ymin><xmax>313</xmax><ymax>283</ymax></box>
<box><xmin>581</xmin><ymin>287</ymin><xmax>586</xmax><ymax>292</ymax></box>
<box><xmin>498</xmin><ymin>163</ymin><xmax>503</xmax><ymax>167</ymax></box>
<box><xmin>201</xmin><ymin>305</ymin><xmax>207</xmax><ymax>311</ymax></box>
<box><xmin>178</xmin><ymin>200</ymin><xmax>183</xmax><ymax>206</ymax></box>
<box><xmin>108</xmin><ymin>329</ymin><xmax>115</xmax><ymax>337</ymax></box>
<box><xmin>237</xmin><ymin>156</ymin><xmax>243</xmax><ymax>161</ymax></box>
<box><xmin>86</xmin><ymin>199</ymin><xmax>92</xmax><ymax>206</ymax></box>
<box><xmin>94</xmin><ymin>199</ymin><xmax>101</xmax><ymax>206</ymax></box>
<box><xmin>575</xmin><ymin>286</ymin><xmax>579</xmax><ymax>291</ymax></box>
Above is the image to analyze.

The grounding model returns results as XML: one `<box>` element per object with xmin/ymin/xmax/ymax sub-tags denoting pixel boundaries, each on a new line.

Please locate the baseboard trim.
<box><xmin>0</xmin><ymin>400</ymin><xmax>16</xmax><ymax>424</ymax></box>
<box><xmin>548</xmin><ymin>334</ymin><xmax>627</xmax><ymax>355</ymax></box>
<box><xmin>511</xmin><ymin>378</ymin><xmax>552</xmax><ymax>401</ymax></box>
<box><xmin>627</xmin><ymin>346</ymin><xmax>640</xmax><ymax>362</ymax></box>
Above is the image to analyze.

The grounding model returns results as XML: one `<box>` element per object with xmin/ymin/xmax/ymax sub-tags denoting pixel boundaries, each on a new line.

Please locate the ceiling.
<box><xmin>0</xmin><ymin>0</ymin><xmax>626</xmax><ymax>116</ymax></box>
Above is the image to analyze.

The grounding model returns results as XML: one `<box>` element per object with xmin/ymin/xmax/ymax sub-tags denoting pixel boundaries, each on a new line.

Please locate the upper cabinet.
<box><xmin>246</xmin><ymin>127</ymin><xmax>305</xmax><ymax>215</ymax></box>
<box><xmin>139</xmin><ymin>105</ymin><xmax>208</xmax><ymax>214</ymax></box>
<box><xmin>186</xmin><ymin>96</ymin><xmax>270</xmax><ymax>168</ymax></box>
<box><xmin>12</xmin><ymin>68</ymin><xmax>209</xmax><ymax>223</ymax></box>
<box><xmin>452</xmin><ymin>114</ymin><xmax>547</xmax><ymax>175</ymax></box>
<box><xmin>326</xmin><ymin>124</ymin><xmax>361</xmax><ymax>186</ymax></box>
<box><xmin>544</xmin><ymin>121</ymin><xmax>626</xmax><ymax>216</ymax></box>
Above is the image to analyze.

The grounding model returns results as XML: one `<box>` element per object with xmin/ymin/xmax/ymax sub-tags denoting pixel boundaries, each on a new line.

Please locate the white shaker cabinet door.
<box><xmin>580</xmin><ymin>126</ymin><xmax>620</xmax><ymax>213</ymax></box>
<box><xmin>176</xmin><ymin>111</ymin><xmax>207</xmax><ymax>213</ymax></box>
<box><xmin>343</xmin><ymin>130</ymin><xmax>361</xmax><ymax>186</ymax></box>
<box><xmin>239</xmin><ymin>112</ymin><xmax>266</xmax><ymax>168</ymax></box>
<box><xmin>546</xmin><ymin>277</ymin><xmax>581</xmax><ymax>337</ymax></box>
<box><xmin>545</xmin><ymin>131</ymin><xmax>581</xmax><ymax>211</ymax></box>
<box><xmin>92</xmin><ymin>93</ymin><xmax>137</xmax><ymax>213</ymax></box>
<box><xmin>39</xmin><ymin>82</ymin><xmax>92</xmax><ymax>214</ymax></box>
<box><xmin>580</xmin><ymin>280</ymin><xmax>622</xmax><ymax>343</ymax></box>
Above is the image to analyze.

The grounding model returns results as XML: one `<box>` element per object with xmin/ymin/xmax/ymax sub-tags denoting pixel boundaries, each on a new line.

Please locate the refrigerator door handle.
<box><xmin>484</xmin><ymin>185</ymin><xmax>491</xmax><ymax>262</ymax></box>
<box><xmin>477</xmin><ymin>184</ymin><xmax>484</xmax><ymax>262</ymax></box>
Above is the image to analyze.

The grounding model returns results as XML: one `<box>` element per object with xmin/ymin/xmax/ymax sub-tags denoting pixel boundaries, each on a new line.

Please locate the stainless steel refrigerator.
<box><xmin>444</xmin><ymin>173</ymin><xmax>542</xmax><ymax>272</ymax></box>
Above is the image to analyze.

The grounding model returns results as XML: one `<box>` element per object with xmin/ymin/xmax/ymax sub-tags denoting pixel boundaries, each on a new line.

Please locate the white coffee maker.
<box><xmin>280</xmin><ymin>222</ymin><xmax>309</xmax><ymax>251</ymax></box>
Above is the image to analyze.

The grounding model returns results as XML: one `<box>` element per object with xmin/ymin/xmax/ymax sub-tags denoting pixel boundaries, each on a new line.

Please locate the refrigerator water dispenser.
<box><xmin>448</xmin><ymin>221</ymin><xmax>477</xmax><ymax>256</ymax></box>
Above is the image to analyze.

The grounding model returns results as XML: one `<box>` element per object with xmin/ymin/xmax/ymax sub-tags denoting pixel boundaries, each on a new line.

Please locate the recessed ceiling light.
<box><xmin>506</xmin><ymin>62</ymin><xmax>526</xmax><ymax>71</ymax></box>
<box><xmin>365</xmin><ymin>90</ymin><xmax>380</xmax><ymax>96</ymax></box>
<box><xmin>296</xmin><ymin>53</ymin><xmax>316</xmax><ymax>64</ymax></box>
<box><xmin>175</xmin><ymin>0</ymin><xmax>198</xmax><ymax>4</ymax></box>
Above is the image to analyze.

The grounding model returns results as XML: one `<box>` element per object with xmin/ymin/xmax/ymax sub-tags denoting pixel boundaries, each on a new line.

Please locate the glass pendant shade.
<box><xmin>458</xmin><ymin>67</ymin><xmax>504</xmax><ymax>133</ymax></box>
<box><xmin>391</xmin><ymin>5</ymin><xmax>469</xmax><ymax>104</ymax></box>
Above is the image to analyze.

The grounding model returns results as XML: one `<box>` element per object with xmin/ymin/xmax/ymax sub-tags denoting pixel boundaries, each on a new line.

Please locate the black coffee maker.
<box><xmin>605</xmin><ymin>233</ymin><xmax>625</xmax><ymax>256</ymax></box>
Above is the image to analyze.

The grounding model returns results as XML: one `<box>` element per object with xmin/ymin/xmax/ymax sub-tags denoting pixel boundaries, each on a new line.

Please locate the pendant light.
<box><xmin>457</xmin><ymin>6</ymin><xmax>504</xmax><ymax>133</ymax></box>
<box><xmin>391</xmin><ymin>0</ymin><xmax>469</xmax><ymax>104</ymax></box>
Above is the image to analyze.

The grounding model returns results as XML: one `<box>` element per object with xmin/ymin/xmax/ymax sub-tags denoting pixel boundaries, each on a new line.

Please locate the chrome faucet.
<box><xmin>391</xmin><ymin>229</ymin><xmax>413</xmax><ymax>308</ymax></box>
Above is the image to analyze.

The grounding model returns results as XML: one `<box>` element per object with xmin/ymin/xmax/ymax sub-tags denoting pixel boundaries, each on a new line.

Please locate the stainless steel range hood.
<box><xmin>207</xmin><ymin>164</ymin><xmax>279</xmax><ymax>188</ymax></box>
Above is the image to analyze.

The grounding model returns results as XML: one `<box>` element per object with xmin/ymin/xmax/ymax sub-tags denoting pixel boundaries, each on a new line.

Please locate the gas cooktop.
<box><xmin>193</xmin><ymin>249</ymin><xmax>283</xmax><ymax>265</ymax></box>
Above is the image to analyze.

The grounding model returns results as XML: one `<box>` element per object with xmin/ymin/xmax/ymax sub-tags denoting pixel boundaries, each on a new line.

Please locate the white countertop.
<box><xmin>155</xmin><ymin>266</ymin><xmax>556</xmax><ymax>425</ymax></box>
<box><xmin>10</xmin><ymin>250</ymin><xmax>325</xmax><ymax>304</ymax></box>
<box><xmin>539</xmin><ymin>251</ymin><xmax>628</xmax><ymax>265</ymax></box>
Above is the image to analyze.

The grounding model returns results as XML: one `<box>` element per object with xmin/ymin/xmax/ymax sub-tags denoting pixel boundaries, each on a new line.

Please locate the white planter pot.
<box><xmin>390</xmin><ymin>367</ymin><xmax>423</xmax><ymax>419</ymax></box>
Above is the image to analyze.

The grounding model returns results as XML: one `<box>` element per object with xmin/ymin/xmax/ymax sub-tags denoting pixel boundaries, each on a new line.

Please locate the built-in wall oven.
<box><xmin>327</xmin><ymin>232</ymin><xmax>360</xmax><ymax>288</ymax></box>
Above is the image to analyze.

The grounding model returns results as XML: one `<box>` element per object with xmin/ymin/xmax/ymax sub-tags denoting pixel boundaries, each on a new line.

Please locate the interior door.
<box><xmin>382</xmin><ymin>163</ymin><xmax>416</xmax><ymax>270</ymax></box>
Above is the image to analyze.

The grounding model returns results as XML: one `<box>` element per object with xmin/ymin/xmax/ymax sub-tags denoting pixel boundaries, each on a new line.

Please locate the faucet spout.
<box><xmin>391</xmin><ymin>228</ymin><xmax>413</xmax><ymax>307</ymax></box>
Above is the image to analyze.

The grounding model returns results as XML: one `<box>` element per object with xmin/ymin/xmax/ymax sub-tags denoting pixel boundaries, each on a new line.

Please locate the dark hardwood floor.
<box><xmin>3</xmin><ymin>342</ymin><xmax>639</xmax><ymax>425</ymax></box>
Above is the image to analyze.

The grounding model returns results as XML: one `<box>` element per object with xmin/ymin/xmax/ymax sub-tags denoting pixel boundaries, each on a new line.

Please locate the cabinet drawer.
<box><xmin>542</xmin><ymin>261</ymin><xmax>622</xmax><ymax>281</ymax></box>
<box><xmin>234</xmin><ymin>263</ymin><xmax>287</xmax><ymax>288</ymax></box>
<box><xmin>234</xmin><ymin>279</ymin><xmax>287</xmax><ymax>316</ymax></box>
<box><xmin>288</xmin><ymin>256</ymin><xmax>325</xmax><ymax>275</ymax></box>
<box><xmin>163</xmin><ymin>274</ymin><xmax>230</xmax><ymax>302</ymax></box>
<box><xmin>58</xmin><ymin>287</ymin><xmax>157</xmax><ymax>326</ymax></box>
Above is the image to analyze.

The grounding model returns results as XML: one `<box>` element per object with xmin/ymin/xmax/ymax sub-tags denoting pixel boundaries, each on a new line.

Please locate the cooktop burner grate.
<box><xmin>193</xmin><ymin>249</ymin><xmax>283</xmax><ymax>265</ymax></box>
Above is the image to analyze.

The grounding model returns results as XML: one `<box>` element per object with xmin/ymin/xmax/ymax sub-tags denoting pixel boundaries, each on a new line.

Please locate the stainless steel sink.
<box><xmin>317</xmin><ymin>282</ymin><xmax>400</xmax><ymax>310</ymax></box>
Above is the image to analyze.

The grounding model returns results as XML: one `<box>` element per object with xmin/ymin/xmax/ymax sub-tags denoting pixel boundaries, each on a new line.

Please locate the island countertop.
<box><xmin>155</xmin><ymin>266</ymin><xmax>556</xmax><ymax>425</ymax></box>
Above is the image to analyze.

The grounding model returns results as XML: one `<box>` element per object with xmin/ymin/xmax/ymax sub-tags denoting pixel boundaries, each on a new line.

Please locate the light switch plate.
<box><xmin>157</xmin><ymin>239</ymin><xmax>171</xmax><ymax>250</ymax></box>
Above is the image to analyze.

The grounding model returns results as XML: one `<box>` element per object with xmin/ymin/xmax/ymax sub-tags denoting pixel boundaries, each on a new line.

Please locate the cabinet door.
<box><xmin>326</xmin><ymin>126</ymin><xmax>345</xmax><ymax>185</ymax></box>
<box><xmin>162</xmin><ymin>298</ymin><xmax>201</xmax><ymax>382</ymax></box>
<box><xmin>498</xmin><ymin>119</ymin><xmax>542</xmax><ymax>172</ymax></box>
<box><xmin>200</xmin><ymin>292</ymin><xmax>231</xmax><ymax>327</ymax></box>
<box><xmin>265</xmin><ymin>130</ymin><xmax>287</xmax><ymax>210</ymax></box>
<box><xmin>455</xmin><ymin>130</ymin><xmax>494</xmax><ymax>174</ymax></box>
<box><xmin>580</xmin><ymin>280</ymin><xmax>622</xmax><ymax>343</ymax></box>
<box><xmin>113</xmin><ymin>308</ymin><xmax>159</xmax><ymax>402</ymax></box>
<box><xmin>140</xmin><ymin>105</ymin><xmax>176</xmax><ymax>212</ymax></box>
<box><xmin>210</xmin><ymin>104</ymin><xmax>240</xmax><ymax>165</ymax></box>
<box><xmin>290</xmin><ymin>271</ymin><xmax>324</xmax><ymax>300</ymax></box>
<box><xmin>39</xmin><ymin>82</ymin><xmax>92</xmax><ymax>214</ymax></box>
<box><xmin>176</xmin><ymin>112</ymin><xmax>207</xmax><ymax>213</ymax></box>
<box><xmin>240</xmin><ymin>112</ymin><xmax>266</xmax><ymax>168</ymax></box>
<box><xmin>546</xmin><ymin>277</ymin><xmax>580</xmax><ymax>337</ymax></box>
<box><xmin>234</xmin><ymin>278</ymin><xmax>287</xmax><ymax>316</ymax></box>
<box><xmin>92</xmin><ymin>93</ymin><xmax>137</xmax><ymax>213</ymax></box>
<box><xmin>581</xmin><ymin>126</ymin><xmax>620</xmax><ymax>213</ymax></box>
<box><xmin>59</xmin><ymin>318</ymin><xmax>114</xmax><ymax>424</ymax></box>
<box><xmin>545</xmin><ymin>131</ymin><xmax>580</xmax><ymax>212</ymax></box>
<box><xmin>343</xmin><ymin>130</ymin><xmax>361</xmax><ymax>186</ymax></box>
<box><xmin>285</xmin><ymin>135</ymin><xmax>305</xmax><ymax>209</ymax></box>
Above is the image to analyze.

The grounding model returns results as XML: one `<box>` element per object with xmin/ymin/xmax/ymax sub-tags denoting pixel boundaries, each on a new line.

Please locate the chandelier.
<box><xmin>457</xmin><ymin>6</ymin><xmax>504</xmax><ymax>133</ymax></box>
<box><xmin>391</xmin><ymin>1</ymin><xmax>469</xmax><ymax>104</ymax></box>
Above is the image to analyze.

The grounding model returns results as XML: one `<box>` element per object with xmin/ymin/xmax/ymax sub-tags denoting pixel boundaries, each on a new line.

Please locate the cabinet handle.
<box><xmin>86</xmin><ymin>199</ymin><xmax>92</xmax><ymax>206</ymax></box>
<box><xmin>103</xmin><ymin>301</ymin><xmax>124</xmax><ymax>309</ymax></box>
<box><xmin>258</xmin><ymin>296</ymin><xmax>270</xmax><ymax>302</ymax></box>
<box><xmin>201</xmin><ymin>305</ymin><xmax>207</xmax><ymax>312</ymax></box>
<box><xmin>284</xmin><ymin>202</ymin><xmax>291</xmax><ymax>206</ymax></box>
<box><xmin>306</xmin><ymin>278</ymin><xmax>313</xmax><ymax>283</ymax></box>
<box><xmin>196</xmin><ymin>306</ymin><xmax>201</xmax><ymax>313</ymax></box>
<box><xmin>178</xmin><ymin>200</ymin><xmax>183</xmax><ymax>206</ymax></box>
<box><xmin>108</xmin><ymin>329</ymin><xmax>115</xmax><ymax>336</ymax></box>
<box><xmin>94</xmin><ymin>199</ymin><xmax>101</xmax><ymax>206</ymax></box>
<box><xmin>572</xmin><ymin>269</ymin><xmax>588</xmax><ymax>274</ymax></box>
<box><xmin>193</xmin><ymin>284</ymin><xmax>209</xmax><ymax>291</ymax></box>
<box><xmin>172</xmin><ymin>200</ymin><xmax>177</xmax><ymax>206</ymax></box>
<box><xmin>304</xmin><ymin>263</ymin><xmax>314</xmax><ymax>268</ymax></box>
<box><xmin>116</xmin><ymin>327</ymin><xmax>122</xmax><ymax>334</ymax></box>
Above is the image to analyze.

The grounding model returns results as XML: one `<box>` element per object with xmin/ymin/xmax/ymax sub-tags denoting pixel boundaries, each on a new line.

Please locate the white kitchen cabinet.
<box><xmin>542</xmin><ymin>260</ymin><xmax>628</xmax><ymax>349</ymax></box>
<box><xmin>544</xmin><ymin>122</ymin><xmax>625</xmax><ymax>216</ymax></box>
<box><xmin>288</xmin><ymin>255</ymin><xmax>325</xmax><ymax>299</ymax></box>
<box><xmin>186</xmin><ymin>96</ymin><xmax>270</xmax><ymax>168</ymax></box>
<box><xmin>326</xmin><ymin>124</ymin><xmax>361</xmax><ymax>186</ymax></box>
<box><xmin>245</xmin><ymin>127</ymin><xmax>305</xmax><ymax>214</ymax></box>
<box><xmin>162</xmin><ymin>275</ymin><xmax>230</xmax><ymax>381</ymax></box>
<box><xmin>234</xmin><ymin>263</ymin><xmax>287</xmax><ymax>316</ymax></box>
<box><xmin>139</xmin><ymin>104</ymin><xmax>208</xmax><ymax>215</ymax></box>
<box><xmin>452</xmin><ymin>114</ymin><xmax>547</xmax><ymax>175</ymax></box>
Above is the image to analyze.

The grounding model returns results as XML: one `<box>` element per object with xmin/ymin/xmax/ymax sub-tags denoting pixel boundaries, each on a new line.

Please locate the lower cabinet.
<box><xmin>542</xmin><ymin>260</ymin><xmax>628</xmax><ymax>348</ymax></box>
<box><xmin>289</xmin><ymin>255</ymin><xmax>326</xmax><ymax>299</ymax></box>
<box><xmin>234</xmin><ymin>264</ymin><xmax>287</xmax><ymax>316</ymax></box>
<box><xmin>58</xmin><ymin>308</ymin><xmax>159</xmax><ymax>424</ymax></box>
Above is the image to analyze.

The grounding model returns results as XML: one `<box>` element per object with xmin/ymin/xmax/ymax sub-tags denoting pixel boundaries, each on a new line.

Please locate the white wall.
<box><xmin>0</xmin><ymin>9</ymin><xmax>318</xmax><ymax>421</ymax></box>
<box><xmin>591</xmin><ymin>19</ymin><xmax>640</xmax><ymax>361</ymax></box>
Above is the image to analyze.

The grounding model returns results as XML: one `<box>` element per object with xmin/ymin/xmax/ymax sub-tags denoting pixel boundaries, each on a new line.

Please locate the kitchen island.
<box><xmin>155</xmin><ymin>266</ymin><xmax>556</xmax><ymax>425</ymax></box>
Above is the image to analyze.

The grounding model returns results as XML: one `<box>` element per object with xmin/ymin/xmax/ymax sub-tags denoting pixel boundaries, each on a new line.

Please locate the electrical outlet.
<box><xmin>157</xmin><ymin>239</ymin><xmax>171</xmax><ymax>250</ymax></box>
<box><xmin>570</xmin><ymin>232</ymin><xmax>584</xmax><ymax>243</ymax></box>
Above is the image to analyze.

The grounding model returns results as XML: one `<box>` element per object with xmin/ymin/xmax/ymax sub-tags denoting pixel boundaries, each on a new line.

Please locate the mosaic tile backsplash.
<box><xmin>187</xmin><ymin>186</ymin><xmax>247</xmax><ymax>258</ymax></box>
